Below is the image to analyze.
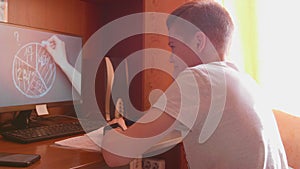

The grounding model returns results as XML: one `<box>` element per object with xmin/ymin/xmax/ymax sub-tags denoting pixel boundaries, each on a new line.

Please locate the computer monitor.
<box><xmin>0</xmin><ymin>22</ymin><xmax>82</xmax><ymax>115</ymax></box>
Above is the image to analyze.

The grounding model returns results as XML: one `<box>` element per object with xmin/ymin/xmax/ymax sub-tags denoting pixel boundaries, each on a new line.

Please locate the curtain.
<box><xmin>232</xmin><ymin>0</ymin><xmax>259</xmax><ymax>82</ymax></box>
<box><xmin>218</xmin><ymin>0</ymin><xmax>259</xmax><ymax>82</ymax></box>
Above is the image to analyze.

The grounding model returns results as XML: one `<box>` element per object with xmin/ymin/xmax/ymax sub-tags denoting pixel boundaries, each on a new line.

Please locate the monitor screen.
<box><xmin>0</xmin><ymin>22</ymin><xmax>82</xmax><ymax>113</ymax></box>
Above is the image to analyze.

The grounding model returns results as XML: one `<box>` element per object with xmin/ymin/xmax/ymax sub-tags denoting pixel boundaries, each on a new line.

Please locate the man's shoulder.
<box><xmin>182</xmin><ymin>61</ymin><xmax>239</xmax><ymax>82</ymax></box>
<box><xmin>190</xmin><ymin>61</ymin><xmax>239</xmax><ymax>70</ymax></box>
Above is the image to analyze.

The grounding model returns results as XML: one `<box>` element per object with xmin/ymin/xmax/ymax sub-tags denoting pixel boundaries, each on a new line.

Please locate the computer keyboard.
<box><xmin>1</xmin><ymin>121</ymin><xmax>86</xmax><ymax>143</ymax></box>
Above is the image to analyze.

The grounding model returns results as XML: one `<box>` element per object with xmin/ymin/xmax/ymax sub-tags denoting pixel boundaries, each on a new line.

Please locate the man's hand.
<box><xmin>44</xmin><ymin>35</ymin><xmax>69</xmax><ymax>69</ymax></box>
<box><xmin>108</xmin><ymin>117</ymin><xmax>128</xmax><ymax>131</ymax></box>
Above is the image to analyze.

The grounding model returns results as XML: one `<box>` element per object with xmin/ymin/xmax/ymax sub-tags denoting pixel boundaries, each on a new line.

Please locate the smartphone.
<box><xmin>0</xmin><ymin>152</ymin><xmax>41</xmax><ymax>167</ymax></box>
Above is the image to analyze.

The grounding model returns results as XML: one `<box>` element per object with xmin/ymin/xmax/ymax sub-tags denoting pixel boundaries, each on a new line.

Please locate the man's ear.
<box><xmin>194</xmin><ymin>31</ymin><xmax>206</xmax><ymax>53</ymax></box>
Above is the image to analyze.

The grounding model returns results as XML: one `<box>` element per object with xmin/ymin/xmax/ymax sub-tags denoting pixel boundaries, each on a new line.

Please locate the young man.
<box><xmin>94</xmin><ymin>1</ymin><xmax>289</xmax><ymax>168</ymax></box>
<box><xmin>161</xmin><ymin>2</ymin><xmax>288</xmax><ymax>169</ymax></box>
<box><xmin>103</xmin><ymin>1</ymin><xmax>288</xmax><ymax>169</ymax></box>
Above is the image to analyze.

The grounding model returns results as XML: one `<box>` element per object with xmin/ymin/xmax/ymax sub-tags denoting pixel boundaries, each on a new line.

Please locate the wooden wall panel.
<box><xmin>144</xmin><ymin>1</ymin><xmax>192</xmax><ymax>169</ymax></box>
<box><xmin>8</xmin><ymin>0</ymin><xmax>86</xmax><ymax>39</ymax></box>
<box><xmin>93</xmin><ymin>0</ymin><xmax>144</xmax><ymax>118</ymax></box>
<box><xmin>143</xmin><ymin>0</ymin><xmax>190</xmax><ymax>109</ymax></box>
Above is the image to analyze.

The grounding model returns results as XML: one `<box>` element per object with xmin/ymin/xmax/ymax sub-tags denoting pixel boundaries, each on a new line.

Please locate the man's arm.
<box><xmin>101</xmin><ymin>69</ymin><xmax>199</xmax><ymax>167</ymax></box>
<box><xmin>101</xmin><ymin>107</ymin><xmax>177</xmax><ymax>167</ymax></box>
<box><xmin>44</xmin><ymin>35</ymin><xmax>81</xmax><ymax>95</ymax></box>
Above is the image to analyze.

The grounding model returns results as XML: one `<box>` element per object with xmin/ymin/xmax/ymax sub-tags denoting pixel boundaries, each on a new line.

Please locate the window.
<box><xmin>223</xmin><ymin>0</ymin><xmax>300</xmax><ymax>116</ymax></box>
<box><xmin>257</xmin><ymin>0</ymin><xmax>300</xmax><ymax>116</ymax></box>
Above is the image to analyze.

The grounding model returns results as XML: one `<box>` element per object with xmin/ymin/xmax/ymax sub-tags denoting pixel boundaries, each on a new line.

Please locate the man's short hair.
<box><xmin>167</xmin><ymin>0</ymin><xmax>234</xmax><ymax>58</ymax></box>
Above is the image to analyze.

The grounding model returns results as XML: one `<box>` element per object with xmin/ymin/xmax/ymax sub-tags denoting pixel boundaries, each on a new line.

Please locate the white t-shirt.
<box><xmin>154</xmin><ymin>62</ymin><xmax>288</xmax><ymax>169</ymax></box>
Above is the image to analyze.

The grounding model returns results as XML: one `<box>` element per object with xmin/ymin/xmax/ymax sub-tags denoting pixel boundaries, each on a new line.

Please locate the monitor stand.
<box><xmin>10</xmin><ymin>110</ymin><xmax>80</xmax><ymax>130</ymax></box>
<box><xmin>9</xmin><ymin>109</ymin><xmax>72</xmax><ymax>130</ymax></box>
<box><xmin>11</xmin><ymin>110</ymin><xmax>33</xmax><ymax>129</ymax></box>
<box><xmin>1</xmin><ymin>109</ymin><xmax>101</xmax><ymax>133</ymax></box>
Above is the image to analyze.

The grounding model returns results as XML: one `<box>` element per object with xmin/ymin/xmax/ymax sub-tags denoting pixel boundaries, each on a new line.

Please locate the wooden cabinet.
<box><xmin>8</xmin><ymin>0</ymin><xmax>87</xmax><ymax>40</ymax></box>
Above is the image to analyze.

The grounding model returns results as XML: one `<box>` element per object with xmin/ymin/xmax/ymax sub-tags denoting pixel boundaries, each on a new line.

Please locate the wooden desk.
<box><xmin>0</xmin><ymin>135</ymin><xmax>107</xmax><ymax>169</ymax></box>
<box><xmin>0</xmin><ymin>131</ymin><xmax>185</xmax><ymax>169</ymax></box>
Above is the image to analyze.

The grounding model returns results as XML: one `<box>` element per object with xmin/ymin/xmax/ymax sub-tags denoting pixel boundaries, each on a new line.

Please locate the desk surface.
<box><xmin>0</xmin><ymin>131</ymin><xmax>183</xmax><ymax>169</ymax></box>
<box><xmin>0</xmin><ymin>135</ymin><xmax>108</xmax><ymax>169</ymax></box>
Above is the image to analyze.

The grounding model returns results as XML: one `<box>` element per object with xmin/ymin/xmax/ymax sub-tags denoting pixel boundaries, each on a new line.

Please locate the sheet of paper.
<box><xmin>35</xmin><ymin>104</ymin><xmax>49</xmax><ymax>116</ymax></box>
<box><xmin>55</xmin><ymin>127</ymin><xmax>183</xmax><ymax>155</ymax></box>
<box><xmin>54</xmin><ymin>127</ymin><xmax>104</xmax><ymax>152</ymax></box>
<box><xmin>54</xmin><ymin>135</ymin><xmax>101</xmax><ymax>152</ymax></box>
